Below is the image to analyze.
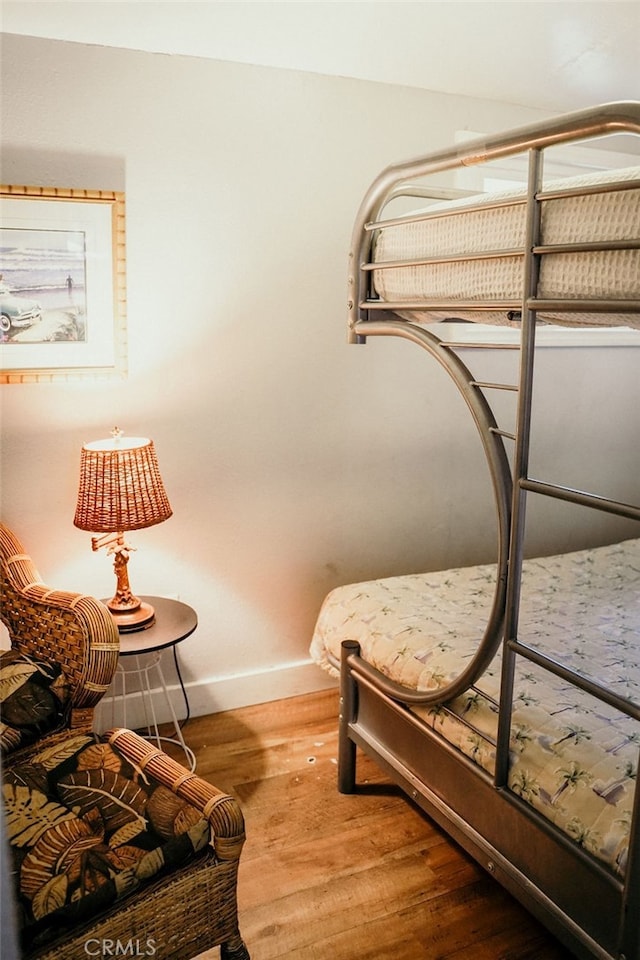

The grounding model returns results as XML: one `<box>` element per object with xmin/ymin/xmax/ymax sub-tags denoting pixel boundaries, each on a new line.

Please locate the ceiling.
<box><xmin>1</xmin><ymin>1</ymin><xmax>639</xmax><ymax>114</ymax></box>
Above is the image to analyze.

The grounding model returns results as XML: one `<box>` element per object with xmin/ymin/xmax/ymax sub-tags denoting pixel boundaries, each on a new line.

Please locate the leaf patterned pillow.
<box><xmin>0</xmin><ymin>650</ymin><xmax>71</xmax><ymax>755</ymax></box>
<box><xmin>3</xmin><ymin>734</ymin><xmax>209</xmax><ymax>953</ymax></box>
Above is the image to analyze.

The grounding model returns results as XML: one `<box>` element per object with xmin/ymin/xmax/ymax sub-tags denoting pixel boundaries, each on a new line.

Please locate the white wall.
<box><xmin>1</xmin><ymin>34</ymin><xmax>638</xmax><ymax>722</ymax></box>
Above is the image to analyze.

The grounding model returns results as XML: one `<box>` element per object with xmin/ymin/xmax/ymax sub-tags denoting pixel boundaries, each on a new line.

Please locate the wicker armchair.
<box><xmin>1</xmin><ymin>523</ymin><xmax>250</xmax><ymax>960</ymax></box>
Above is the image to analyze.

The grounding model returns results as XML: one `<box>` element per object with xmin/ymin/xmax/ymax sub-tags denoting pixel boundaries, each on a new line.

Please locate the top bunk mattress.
<box><xmin>371</xmin><ymin>166</ymin><xmax>640</xmax><ymax>328</ymax></box>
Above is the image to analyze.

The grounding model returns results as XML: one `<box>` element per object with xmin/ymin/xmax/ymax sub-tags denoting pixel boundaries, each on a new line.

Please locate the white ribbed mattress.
<box><xmin>372</xmin><ymin>166</ymin><xmax>640</xmax><ymax>327</ymax></box>
<box><xmin>310</xmin><ymin>539</ymin><xmax>640</xmax><ymax>875</ymax></box>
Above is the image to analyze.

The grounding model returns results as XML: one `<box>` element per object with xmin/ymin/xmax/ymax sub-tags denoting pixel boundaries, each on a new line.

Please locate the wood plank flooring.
<box><xmin>179</xmin><ymin>689</ymin><xmax>571</xmax><ymax>960</ymax></box>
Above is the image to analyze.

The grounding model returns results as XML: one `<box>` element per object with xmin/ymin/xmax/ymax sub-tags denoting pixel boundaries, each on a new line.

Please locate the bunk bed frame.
<box><xmin>337</xmin><ymin>102</ymin><xmax>640</xmax><ymax>960</ymax></box>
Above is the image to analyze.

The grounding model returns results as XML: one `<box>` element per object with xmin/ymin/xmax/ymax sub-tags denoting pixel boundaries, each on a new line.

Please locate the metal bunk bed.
<box><xmin>323</xmin><ymin>102</ymin><xmax>640</xmax><ymax>960</ymax></box>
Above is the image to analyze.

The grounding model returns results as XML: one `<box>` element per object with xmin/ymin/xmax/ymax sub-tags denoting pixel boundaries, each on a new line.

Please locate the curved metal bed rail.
<box><xmin>343</xmin><ymin>318</ymin><xmax>513</xmax><ymax>705</ymax></box>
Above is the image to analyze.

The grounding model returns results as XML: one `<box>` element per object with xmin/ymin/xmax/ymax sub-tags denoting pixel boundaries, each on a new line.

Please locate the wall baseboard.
<box><xmin>94</xmin><ymin>658</ymin><xmax>337</xmax><ymax>735</ymax></box>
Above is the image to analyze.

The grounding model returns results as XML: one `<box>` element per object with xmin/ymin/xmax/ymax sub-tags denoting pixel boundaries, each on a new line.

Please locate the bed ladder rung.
<box><xmin>489</xmin><ymin>427</ymin><xmax>516</xmax><ymax>441</ymax></box>
<box><xmin>471</xmin><ymin>380</ymin><xmax>519</xmax><ymax>392</ymax></box>
<box><xmin>520</xmin><ymin>477</ymin><xmax>640</xmax><ymax>521</ymax></box>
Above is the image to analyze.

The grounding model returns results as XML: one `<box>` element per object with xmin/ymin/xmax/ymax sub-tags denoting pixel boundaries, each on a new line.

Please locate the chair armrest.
<box><xmin>104</xmin><ymin>728</ymin><xmax>246</xmax><ymax>861</ymax></box>
<box><xmin>1</xmin><ymin>523</ymin><xmax>120</xmax><ymax>727</ymax></box>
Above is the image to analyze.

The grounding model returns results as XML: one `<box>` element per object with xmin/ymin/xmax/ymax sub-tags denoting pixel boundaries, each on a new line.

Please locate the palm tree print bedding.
<box><xmin>310</xmin><ymin>538</ymin><xmax>639</xmax><ymax>876</ymax></box>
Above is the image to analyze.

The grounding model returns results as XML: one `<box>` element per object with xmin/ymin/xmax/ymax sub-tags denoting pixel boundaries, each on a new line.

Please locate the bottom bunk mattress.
<box><xmin>310</xmin><ymin>538</ymin><xmax>640</xmax><ymax>876</ymax></box>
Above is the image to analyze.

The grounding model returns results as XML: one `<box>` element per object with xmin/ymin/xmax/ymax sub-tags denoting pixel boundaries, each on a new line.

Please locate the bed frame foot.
<box><xmin>339</xmin><ymin>640</ymin><xmax>360</xmax><ymax>793</ymax></box>
<box><xmin>338</xmin><ymin>730</ymin><xmax>356</xmax><ymax>793</ymax></box>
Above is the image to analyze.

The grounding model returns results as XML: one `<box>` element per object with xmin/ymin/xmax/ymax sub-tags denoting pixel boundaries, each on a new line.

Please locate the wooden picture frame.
<box><xmin>0</xmin><ymin>186</ymin><xmax>126</xmax><ymax>383</ymax></box>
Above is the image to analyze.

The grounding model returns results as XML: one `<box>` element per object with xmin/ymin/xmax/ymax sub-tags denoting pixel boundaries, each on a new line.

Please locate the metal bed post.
<box><xmin>339</xmin><ymin>639</ymin><xmax>360</xmax><ymax>793</ymax></box>
<box><xmin>495</xmin><ymin>146</ymin><xmax>545</xmax><ymax>788</ymax></box>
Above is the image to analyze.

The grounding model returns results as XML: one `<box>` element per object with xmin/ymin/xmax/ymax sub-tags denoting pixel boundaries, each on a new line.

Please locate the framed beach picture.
<box><xmin>0</xmin><ymin>186</ymin><xmax>126</xmax><ymax>383</ymax></box>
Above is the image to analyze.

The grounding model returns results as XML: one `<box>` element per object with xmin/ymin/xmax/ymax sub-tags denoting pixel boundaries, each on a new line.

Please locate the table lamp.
<box><xmin>73</xmin><ymin>427</ymin><xmax>172</xmax><ymax>632</ymax></box>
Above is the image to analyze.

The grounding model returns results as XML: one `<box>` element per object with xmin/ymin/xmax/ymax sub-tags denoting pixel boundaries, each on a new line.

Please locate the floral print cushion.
<box><xmin>3</xmin><ymin>733</ymin><xmax>209</xmax><ymax>953</ymax></box>
<box><xmin>0</xmin><ymin>651</ymin><xmax>71</xmax><ymax>755</ymax></box>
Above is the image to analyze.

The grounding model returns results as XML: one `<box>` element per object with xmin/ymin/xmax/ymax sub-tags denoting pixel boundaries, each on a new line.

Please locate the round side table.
<box><xmin>102</xmin><ymin>596</ymin><xmax>197</xmax><ymax>771</ymax></box>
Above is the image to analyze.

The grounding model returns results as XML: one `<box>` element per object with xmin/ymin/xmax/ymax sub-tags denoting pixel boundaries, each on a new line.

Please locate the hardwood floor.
<box><xmin>180</xmin><ymin>689</ymin><xmax>571</xmax><ymax>960</ymax></box>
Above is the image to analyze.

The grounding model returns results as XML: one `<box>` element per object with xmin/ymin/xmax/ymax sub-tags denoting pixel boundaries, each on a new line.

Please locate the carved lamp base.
<box><xmin>93</xmin><ymin>531</ymin><xmax>157</xmax><ymax>633</ymax></box>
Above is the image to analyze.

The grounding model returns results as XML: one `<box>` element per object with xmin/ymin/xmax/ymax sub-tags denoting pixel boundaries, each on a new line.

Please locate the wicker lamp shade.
<box><xmin>74</xmin><ymin>430</ymin><xmax>172</xmax><ymax>632</ymax></box>
<box><xmin>74</xmin><ymin>435</ymin><xmax>172</xmax><ymax>533</ymax></box>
